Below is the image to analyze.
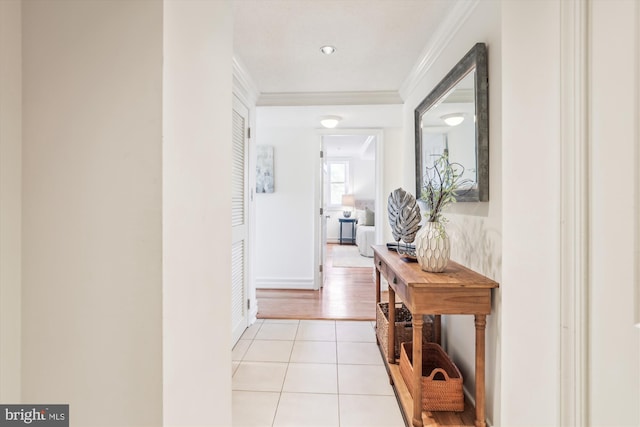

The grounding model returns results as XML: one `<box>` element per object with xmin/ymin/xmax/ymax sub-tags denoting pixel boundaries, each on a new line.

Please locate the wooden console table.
<box><xmin>372</xmin><ymin>245</ymin><xmax>498</xmax><ymax>427</ymax></box>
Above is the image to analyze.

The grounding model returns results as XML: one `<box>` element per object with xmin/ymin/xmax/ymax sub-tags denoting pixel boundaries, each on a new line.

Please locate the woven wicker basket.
<box><xmin>376</xmin><ymin>303</ymin><xmax>434</xmax><ymax>360</ymax></box>
<box><xmin>399</xmin><ymin>342</ymin><xmax>464</xmax><ymax>412</ymax></box>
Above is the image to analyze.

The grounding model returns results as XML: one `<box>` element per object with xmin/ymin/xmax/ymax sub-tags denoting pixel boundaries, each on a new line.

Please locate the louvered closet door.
<box><xmin>231</xmin><ymin>96</ymin><xmax>249</xmax><ymax>345</ymax></box>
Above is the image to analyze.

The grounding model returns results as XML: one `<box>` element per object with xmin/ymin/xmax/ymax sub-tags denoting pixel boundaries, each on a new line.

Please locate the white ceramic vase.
<box><xmin>415</xmin><ymin>221</ymin><xmax>451</xmax><ymax>272</ymax></box>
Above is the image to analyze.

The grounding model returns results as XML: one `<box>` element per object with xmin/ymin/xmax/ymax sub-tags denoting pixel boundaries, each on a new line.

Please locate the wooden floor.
<box><xmin>256</xmin><ymin>243</ymin><xmax>384</xmax><ymax>320</ymax></box>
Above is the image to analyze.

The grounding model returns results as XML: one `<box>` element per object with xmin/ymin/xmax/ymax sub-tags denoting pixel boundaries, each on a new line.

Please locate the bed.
<box><xmin>356</xmin><ymin>225</ymin><xmax>375</xmax><ymax>257</ymax></box>
<box><xmin>355</xmin><ymin>201</ymin><xmax>376</xmax><ymax>257</ymax></box>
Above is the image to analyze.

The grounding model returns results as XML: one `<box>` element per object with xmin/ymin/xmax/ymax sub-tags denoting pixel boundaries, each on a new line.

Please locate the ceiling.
<box><xmin>323</xmin><ymin>134</ymin><xmax>375</xmax><ymax>158</ymax></box>
<box><xmin>234</xmin><ymin>0</ymin><xmax>456</xmax><ymax>154</ymax></box>
<box><xmin>232</xmin><ymin>0</ymin><xmax>454</xmax><ymax>99</ymax></box>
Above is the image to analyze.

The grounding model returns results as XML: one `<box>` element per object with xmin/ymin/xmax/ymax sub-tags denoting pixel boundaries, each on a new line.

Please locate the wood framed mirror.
<box><xmin>414</xmin><ymin>43</ymin><xmax>489</xmax><ymax>202</ymax></box>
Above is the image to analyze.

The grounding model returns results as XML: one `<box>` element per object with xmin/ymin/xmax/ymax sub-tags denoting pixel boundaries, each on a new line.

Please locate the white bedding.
<box><xmin>356</xmin><ymin>225</ymin><xmax>375</xmax><ymax>257</ymax></box>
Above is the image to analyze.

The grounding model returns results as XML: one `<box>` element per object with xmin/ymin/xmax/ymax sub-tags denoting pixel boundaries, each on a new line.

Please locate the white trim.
<box><xmin>373</xmin><ymin>131</ymin><xmax>384</xmax><ymax>246</ymax></box>
<box><xmin>233</xmin><ymin>56</ymin><xmax>259</xmax><ymax>107</ymax></box>
<box><xmin>634</xmin><ymin>0</ymin><xmax>640</xmax><ymax>329</ymax></box>
<box><xmin>257</xmin><ymin>91</ymin><xmax>402</xmax><ymax>106</ymax></box>
<box><xmin>256</xmin><ymin>277</ymin><xmax>315</xmax><ymax>290</ymax></box>
<box><xmin>359</xmin><ymin>135</ymin><xmax>376</xmax><ymax>159</ymax></box>
<box><xmin>461</xmin><ymin>388</ymin><xmax>493</xmax><ymax>427</ymax></box>
<box><xmin>399</xmin><ymin>0</ymin><xmax>480</xmax><ymax>100</ymax></box>
<box><xmin>315</xmin><ymin>135</ymin><xmax>324</xmax><ymax>290</ymax></box>
<box><xmin>559</xmin><ymin>0</ymin><xmax>589</xmax><ymax>425</ymax></box>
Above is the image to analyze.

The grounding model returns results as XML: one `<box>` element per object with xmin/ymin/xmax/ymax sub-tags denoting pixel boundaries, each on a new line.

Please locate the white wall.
<box><xmin>162</xmin><ymin>1</ymin><xmax>233</xmax><ymax>425</ymax></box>
<box><xmin>254</xmin><ymin>125</ymin><xmax>317</xmax><ymax>289</ymax></box>
<box><xmin>382</xmin><ymin>127</ymin><xmax>405</xmax><ymax>245</ymax></box>
<box><xmin>588</xmin><ymin>0</ymin><xmax>639</xmax><ymax>424</ymax></box>
<box><xmin>501</xmin><ymin>1</ymin><xmax>561</xmax><ymax>424</ymax></box>
<box><xmin>501</xmin><ymin>0</ymin><xmax>640</xmax><ymax>425</ymax></box>
<box><xmin>21</xmin><ymin>1</ymin><xmax>163</xmax><ymax>425</ymax></box>
<box><xmin>401</xmin><ymin>1</ymin><xmax>503</xmax><ymax>423</ymax></box>
<box><xmin>351</xmin><ymin>156</ymin><xmax>376</xmax><ymax>200</ymax></box>
<box><xmin>0</xmin><ymin>0</ymin><xmax>22</xmax><ymax>403</ymax></box>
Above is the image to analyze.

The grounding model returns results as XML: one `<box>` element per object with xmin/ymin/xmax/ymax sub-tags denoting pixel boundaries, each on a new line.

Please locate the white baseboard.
<box><xmin>461</xmin><ymin>385</ymin><xmax>493</xmax><ymax>427</ymax></box>
<box><xmin>256</xmin><ymin>276</ymin><xmax>315</xmax><ymax>290</ymax></box>
<box><xmin>248</xmin><ymin>304</ymin><xmax>258</xmax><ymax>324</ymax></box>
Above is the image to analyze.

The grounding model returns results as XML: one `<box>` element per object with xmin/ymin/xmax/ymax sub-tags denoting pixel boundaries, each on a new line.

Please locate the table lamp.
<box><xmin>341</xmin><ymin>194</ymin><xmax>355</xmax><ymax>218</ymax></box>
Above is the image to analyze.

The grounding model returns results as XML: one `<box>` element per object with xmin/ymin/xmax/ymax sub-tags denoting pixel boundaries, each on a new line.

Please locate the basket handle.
<box><xmin>427</xmin><ymin>368</ymin><xmax>451</xmax><ymax>381</ymax></box>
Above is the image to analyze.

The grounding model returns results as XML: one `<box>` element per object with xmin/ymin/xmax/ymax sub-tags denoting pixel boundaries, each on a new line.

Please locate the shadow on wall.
<box><xmin>446</xmin><ymin>214</ymin><xmax>502</xmax><ymax>425</ymax></box>
<box><xmin>448</xmin><ymin>216</ymin><xmax>501</xmax><ymax>281</ymax></box>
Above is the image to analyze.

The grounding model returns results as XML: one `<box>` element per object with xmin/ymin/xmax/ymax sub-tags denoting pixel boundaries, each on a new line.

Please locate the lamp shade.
<box><xmin>341</xmin><ymin>194</ymin><xmax>355</xmax><ymax>207</ymax></box>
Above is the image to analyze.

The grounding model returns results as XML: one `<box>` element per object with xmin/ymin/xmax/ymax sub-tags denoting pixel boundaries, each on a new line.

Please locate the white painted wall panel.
<box><xmin>21</xmin><ymin>1</ymin><xmax>163</xmax><ymax>425</ymax></box>
<box><xmin>162</xmin><ymin>1</ymin><xmax>233</xmax><ymax>425</ymax></box>
<box><xmin>254</xmin><ymin>126</ymin><xmax>317</xmax><ymax>288</ymax></box>
<box><xmin>0</xmin><ymin>0</ymin><xmax>22</xmax><ymax>403</ymax></box>
<box><xmin>501</xmin><ymin>2</ymin><xmax>562</xmax><ymax>425</ymax></box>
<box><xmin>589</xmin><ymin>1</ymin><xmax>640</xmax><ymax>424</ymax></box>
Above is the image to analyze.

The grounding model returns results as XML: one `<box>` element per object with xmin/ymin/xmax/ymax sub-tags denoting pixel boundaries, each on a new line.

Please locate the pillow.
<box><xmin>363</xmin><ymin>207</ymin><xmax>375</xmax><ymax>226</ymax></box>
<box><xmin>356</xmin><ymin>209</ymin><xmax>366</xmax><ymax>224</ymax></box>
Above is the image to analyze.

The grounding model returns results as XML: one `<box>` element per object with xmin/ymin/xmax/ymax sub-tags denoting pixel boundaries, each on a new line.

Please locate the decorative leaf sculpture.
<box><xmin>387</xmin><ymin>188</ymin><xmax>422</xmax><ymax>244</ymax></box>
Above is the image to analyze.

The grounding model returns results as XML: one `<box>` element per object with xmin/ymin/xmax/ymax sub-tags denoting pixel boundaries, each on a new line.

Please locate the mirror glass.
<box><xmin>415</xmin><ymin>43</ymin><xmax>488</xmax><ymax>202</ymax></box>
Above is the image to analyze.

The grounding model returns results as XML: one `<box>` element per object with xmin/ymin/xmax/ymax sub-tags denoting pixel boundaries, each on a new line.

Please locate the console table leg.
<box><xmin>375</xmin><ymin>267</ymin><xmax>381</xmax><ymax>346</ymax></box>
<box><xmin>475</xmin><ymin>314</ymin><xmax>487</xmax><ymax>427</ymax></box>
<box><xmin>387</xmin><ymin>289</ymin><xmax>396</xmax><ymax>365</ymax></box>
<box><xmin>375</xmin><ymin>267</ymin><xmax>381</xmax><ymax>305</ymax></box>
<box><xmin>411</xmin><ymin>316</ymin><xmax>424</xmax><ymax>427</ymax></box>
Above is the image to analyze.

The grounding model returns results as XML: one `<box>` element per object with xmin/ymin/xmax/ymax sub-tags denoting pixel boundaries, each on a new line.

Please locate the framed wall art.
<box><xmin>256</xmin><ymin>145</ymin><xmax>274</xmax><ymax>193</ymax></box>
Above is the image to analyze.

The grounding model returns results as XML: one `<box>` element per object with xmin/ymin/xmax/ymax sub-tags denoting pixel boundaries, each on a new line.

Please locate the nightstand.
<box><xmin>338</xmin><ymin>218</ymin><xmax>357</xmax><ymax>245</ymax></box>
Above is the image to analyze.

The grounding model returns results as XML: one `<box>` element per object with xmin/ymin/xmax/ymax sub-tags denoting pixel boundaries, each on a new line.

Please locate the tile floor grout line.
<box><xmin>270</xmin><ymin>319</ymin><xmax>300</xmax><ymax>426</ymax></box>
<box><xmin>334</xmin><ymin>320</ymin><xmax>342</xmax><ymax>427</ymax></box>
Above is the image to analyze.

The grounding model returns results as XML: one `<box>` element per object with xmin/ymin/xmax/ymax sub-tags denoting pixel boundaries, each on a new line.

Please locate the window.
<box><xmin>327</xmin><ymin>160</ymin><xmax>349</xmax><ymax>206</ymax></box>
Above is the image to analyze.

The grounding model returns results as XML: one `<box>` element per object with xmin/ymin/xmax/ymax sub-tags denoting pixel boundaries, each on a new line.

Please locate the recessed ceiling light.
<box><xmin>320</xmin><ymin>45</ymin><xmax>336</xmax><ymax>55</ymax></box>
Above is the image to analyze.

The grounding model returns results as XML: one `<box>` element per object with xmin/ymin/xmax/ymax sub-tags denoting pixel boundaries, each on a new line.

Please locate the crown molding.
<box><xmin>232</xmin><ymin>56</ymin><xmax>259</xmax><ymax>106</ymax></box>
<box><xmin>256</xmin><ymin>91</ymin><xmax>403</xmax><ymax>106</ymax></box>
<box><xmin>399</xmin><ymin>0</ymin><xmax>480</xmax><ymax>100</ymax></box>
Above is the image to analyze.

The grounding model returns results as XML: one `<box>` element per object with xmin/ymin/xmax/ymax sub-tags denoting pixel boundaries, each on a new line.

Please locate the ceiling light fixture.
<box><xmin>441</xmin><ymin>113</ymin><xmax>465</xmax><ymax>126</ymax></box>
<box><xmin>320</xmin><ymin>45</ymin><xmax>336</xmax><ymax>55</ymax></box>
<box><xmin>320</xmin><ymin>115</ymin><xmax>342</xmax><ymax>129</ymax></box>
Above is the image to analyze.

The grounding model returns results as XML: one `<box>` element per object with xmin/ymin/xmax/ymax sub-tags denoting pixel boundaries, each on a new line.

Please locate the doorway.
<box><xmin>316</xmin><ymin>130</ymin><xmax>384</xmax><ymax>290</ymax></box>
<box><xmin>254</xmin><ymin>129</ymin><xmax>384</xmax><ymax>320</ymax></box>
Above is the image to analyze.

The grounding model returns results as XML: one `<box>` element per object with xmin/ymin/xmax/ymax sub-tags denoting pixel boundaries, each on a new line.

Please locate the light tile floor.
<box><xmin>232</xmin><ymin>319</ymin><xmax>406</xmax><ymax>427</ymax></box>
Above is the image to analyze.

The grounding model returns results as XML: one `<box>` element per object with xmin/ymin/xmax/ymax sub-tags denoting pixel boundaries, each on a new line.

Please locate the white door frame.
<box><xmin>559</xmin><ymin>0</ymin><xmax>589</xmax><ymax>424</ymax></box>
<box><xmin>314</xmin><ymin>128</ymin><xmax>384</xmax><ymax>290</ymax></box>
